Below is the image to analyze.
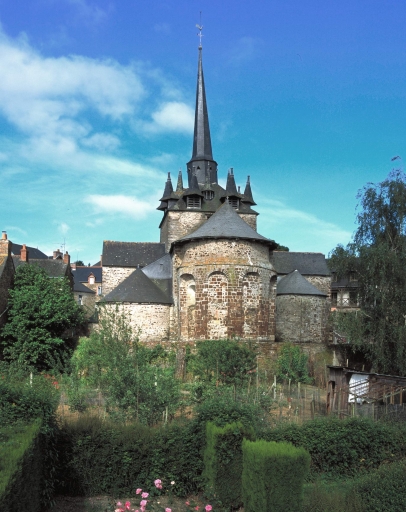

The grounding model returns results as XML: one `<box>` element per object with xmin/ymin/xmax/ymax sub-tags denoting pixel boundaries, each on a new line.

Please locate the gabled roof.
<box><xmin>103</xmin><ymin>268</ymin><xmax>172</xmax><ymax>304</ymax></box>
<box><xmin>142</xmin><ymin>253</ymin><xmax>172</xmax><ymax>280</ymax></box>
<box><xmin>11</xmin><ymin>244</ymin><xmax>48</xmax><ymax>259</ymax></box>
<box><xmin>271</xmin><ymin>251</ymin><xmax>329</xmax><ymax>276</ymax></box>
<box><xmin>277</xmin><ymin>270</ymin><xmax>327</xmax><ymax>297</ymax></box>
<box><xmin>13</xmin><ymin>258</ymin><xmax>69</xmax><ymax>278</ymax></box>
<box><xmin>72</xmin><ymin>266</ymin><xmax>102</xmax><ymax>283</ymax></box>
<box><xmin>102</xmin><ymin>242</ymin><xmax>166</xmax><ymax>267</ymax></box>
<box><xmin>175</xmin><ymin>201</ymin><xmax>275</xmax><ymax>247</ymax></box>
<box><xmin>74</xmin><ymin>281</ymin><xmax>95</xmax><ymax>294</ymax></box>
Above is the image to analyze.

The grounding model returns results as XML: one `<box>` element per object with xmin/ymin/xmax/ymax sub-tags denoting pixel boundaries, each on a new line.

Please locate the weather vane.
<box><xmin>196</xmin><ymin>11</ymin><xmax>203</xmax><ymax>48</ymax></box>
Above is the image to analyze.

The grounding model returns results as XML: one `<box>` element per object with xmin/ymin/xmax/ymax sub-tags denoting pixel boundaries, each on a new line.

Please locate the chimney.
<box><xmin>71</xmin><ymin>262</ymin><xmax>76</xmax><ymax>270</ymax></box>
<box><xmin>20</xmin><ymin>244</ymin><xmax>29</xmax><ymax>262</ymax></box>
<box><xmin>63</xmin><ymin>251</ymin><xmax>70</xmax><ymax>265</ymax></box>
<box><xmin>0</xmin><ymin>231</ymin><xmax>12</xmax><ymax>257</ymax></box>
<box><xmin>53</xmin><ymin>249</ymin><xmax>62</xmax><ymax>259</ymax></box>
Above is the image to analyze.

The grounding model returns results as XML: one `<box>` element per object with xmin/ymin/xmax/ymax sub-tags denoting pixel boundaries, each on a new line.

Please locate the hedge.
<box><xmin>203</xmin><ymin>421</ymin><xmax>255</xmax><ymax>510</ymax></box>
<box><xmin>242</xmin><ymin>439</ymin><xmax>310</xmax><ymax>512</ymax></box>
<box><xmin>0</xmin><ymin>420</ymin><xmax>43</xmax><ymax>512</ymax></box>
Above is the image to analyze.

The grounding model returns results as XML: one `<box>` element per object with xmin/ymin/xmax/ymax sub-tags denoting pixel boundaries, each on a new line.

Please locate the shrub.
<box><xmin>260</xmin><ymin>416</ymin><xmax>406</xmax><ymax>478</ymax></box>
<box><xmin>242</xmin><ymin>439</ymin><xmax>310</xmax><ymax>512</ymax></box>
<box><xmin>203</xmin><ymin>421</ymin><xmax>255</xmax><ymax>510</ymax></box>
<box><xmin>275</xmin><ymin>343</ymin><xmax>311</xmax><ymax>384</ymax></box>
<box><xmin>0</xmin><ymin>421</ymin><xmax>43</xmax><ymax>512</ymax></box>
<box><xmin>352</xmin><ymin>459</ymin><xmax>406</xmax><ymax>512</ymax></box>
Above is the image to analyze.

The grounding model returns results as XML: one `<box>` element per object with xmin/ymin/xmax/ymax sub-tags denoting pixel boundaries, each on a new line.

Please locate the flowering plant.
<box><xmin>114</xmin><ymin>478</ymin><xmax>213</xmax><ymax>512</ymax></box>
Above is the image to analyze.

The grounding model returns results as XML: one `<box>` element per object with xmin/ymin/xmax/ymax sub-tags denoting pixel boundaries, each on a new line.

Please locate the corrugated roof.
<box><xmin>277</xmin><ymin>270</ymin><xmax>327</xmax><ymax>296</ymax></box>
<box><xmin>175</xmin><ymin>201</ymin><xmax>275</xmax><ymax>246</ymax></box>
<box><xmin>102</xmin><ymin>242</ymin><xmax>166</xmax><ymax>267</ymax></box>
<box><xmin>271</xmin><ymin>251</ymin><xmax>329</xmax><ymax>276</ymax></box>
<box><xmin>103</xmin><ymin>268</ymin><xmax>172</xmax><ymax>304</ymax></box>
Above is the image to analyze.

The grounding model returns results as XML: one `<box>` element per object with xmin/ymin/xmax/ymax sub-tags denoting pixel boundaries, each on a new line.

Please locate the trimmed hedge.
<box><xmin>259</xmin><ymin>416</ymin><xmax>406</xmax><ymax>478</ymax></box>
<box><xmin>203</xmin><ymin>421</ymin><xmax>255</xmax><ymax>510</ymax></box>
<box><xmin>0</xmin><ymin>420</ymin><xmax>43</xmax><ymax>512</ymax></box>
<box><xmin>352</xmin><ymin>459</ymin><xmax>406</xmax><ymax>512</ymax></box>
<box><xmin>242</xmin><ymin>439</ymin><xmax>310</xmax><ymax>512</ymax></box>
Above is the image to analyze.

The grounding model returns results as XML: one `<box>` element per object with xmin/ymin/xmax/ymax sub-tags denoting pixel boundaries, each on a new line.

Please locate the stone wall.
<box><xmin>239</xmin><ymin>213</ymin><xmax>257</xmax><ymax>231</ymax></box>
<box><xmin>102</xmin><ymin>267</ymin><xmax>134</xmax><ymax>296</ymax></box>
<box><xmin>275</xmin><ymin>294</ymin><xmax>327</xmax><ymax>343</ymax></box>
<box><xmin>173</xmin><ymin>239</ymin><xmax>276</xmax><ymax>341</ymax></box>
<box><xmin>104</xmin><ymin>302</ymin><xmax>171</xmax><ymax>342</ymax></box>
<box><xmin>305</xmin><ymin>275</ymin><xmax>331</xmax><ymax>297</ymax></box>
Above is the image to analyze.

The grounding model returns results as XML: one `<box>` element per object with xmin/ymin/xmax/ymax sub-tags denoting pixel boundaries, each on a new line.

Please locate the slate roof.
<box><xmin>277</xmin><ymin>270</ymin><xmax>327</xmax><ymax>297</ymax></box>
<box><xmin>142</xmin><ymin>253</ymin><xmax>173</xmax><ymax>299</ymax></box>
<box><xmin>74</xmin><ymin>281</ymin><xmax>95</xmax><ymax>294</ymax></box>
<box><xmin>72</xmin><ymin>266</ymin><xmax>102</xmax><ymax>283</ymax></box>
<box><xmin>103</xmin><ymin>268</ymin><xmax>172</xmax><ymax>304</ymax></box>
<box><xmin>175</xmin><ymin>201</ymin><xmax>276</xmax><ymax>247</ymax></box>
<box><xmin>271</xmin><ymin>251</ymin><xmax>329</xmax><ymax>276</ymax></box>
<box><xmin>102</xmin><ymin>242</ymin><xmax>166</xmax><ymax>267</ymax></box>
<box><xmin>0</xmin><ymin>255</ymin><xmax>12</xmax><ymax>280</ymax></box>
<box><xmin>13</xmin><ymin>258</ymin><xmax>69</xmax><ymax>278</ymax></box>
<box><xmin>11</xmin><ymin>244</ymin><xmax>48</xmax><ymax>259</ymax></box>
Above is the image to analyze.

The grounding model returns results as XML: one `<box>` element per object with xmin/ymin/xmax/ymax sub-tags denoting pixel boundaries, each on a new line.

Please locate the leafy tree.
<box><xmin>0</xmin><ymin>264</ymin><xmax>84</xmax><ymax>372</ymax></box>
<box><xmin>275</xmin><ymin>343</ymin><xmax>311</xmax><ymax>383</ymax></box>
<box><xmin>70</xmin><ymin>304</ymin><xmax>180</xmax><ymax>425</ymax></box>
<box><xmin>329</xmin><ymin>170</ymin><xmax>406</xmax><ymax>375</ymax></box>
<box><xmin>189</xmin><ymin>339</ymin><xmax>257</xmax><ymax>393</ymax></box>
<box><xmin>73</xmin><ymin>260</ymin><xmax>85</xmax><ymax>266</ymax></box>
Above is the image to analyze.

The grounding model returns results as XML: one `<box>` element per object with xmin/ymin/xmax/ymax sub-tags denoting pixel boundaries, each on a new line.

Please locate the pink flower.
<box><xmin>115</xmin><ymin>509</ymin><xmax>124</xmax><ymax>512</ymax></box>
<box><xmin>141</xmin><ymin>492</ymin><xmax>149</xmax><ymax>498</ymax></box>
<box><xmin>136</xmin><ymin>488</ymin><xmax>142</xmax><ymax>495</ymax></box>
<box><xmin>185</xmin><ymin>501</ymin><xmax>190</xmax><ymax>506</ymax></box>
<box><xmin>195</xmin><ymin>507</ymin><xmax>199</xmax><ymax>511</ymax></box>
<box><xmin>165</xmin><ymin>509</ymin><xmax>172</xmax><ymax>512</ymax></box>
<box><xmin>125</xmin><ymin>502</ymin><xmax>131</xmax><ymax>510</ymax></box>
<box><xmin>140</xmin><ymin>500</ymin><xmax>147</xmax><ymax>507</ymax></box>
<box><xmin>154</xmin><ymin>479</ymin><xmax>162</xmax><ymax>486</ymax></box>
<box><xmin>205</xmin><ymin>506</ymin><xmax>213</xmax><ymax>512</ymax></box>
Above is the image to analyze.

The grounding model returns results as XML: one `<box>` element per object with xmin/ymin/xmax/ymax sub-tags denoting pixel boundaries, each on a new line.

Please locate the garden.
<box><xmin>2</xmin><ymin>306</ymin><xmax>406</xmax><ymax>511</ymax></box>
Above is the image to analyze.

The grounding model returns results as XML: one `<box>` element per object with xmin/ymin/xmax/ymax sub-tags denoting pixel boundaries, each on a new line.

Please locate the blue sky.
<box><xmin>1</xmin><ymin>0</ymin><xmax>406</xmax><ymax>263</ymax></box>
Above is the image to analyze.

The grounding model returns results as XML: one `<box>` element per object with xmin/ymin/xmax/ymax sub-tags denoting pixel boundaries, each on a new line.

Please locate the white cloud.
<box><xmin>59</xmin><ymin>222</ymin><xmax>70</xmax><ymax>235</ymax></box>
<box><xmin>85</xmin><ymin>194</ymin><xmax>156</xmax><ymax>218</ymax></box>
<box><xmin>142</xmin><ymin>101</ymin><xmax>194</xmax><ymax>134</ymax></box>
<box><xmin>81</xmin><ymin>133</ymin><xmax>121</xmax><ymax>152</ymax></box>
<box><xmin>154</xmin><ymin>23</ymin><xmax>171</xmax><ymax>34</ymax></box>
<box><xmin>63</xmin><ymin>0</ymin><xmax>111</xmax><ymax>26</ymax></box>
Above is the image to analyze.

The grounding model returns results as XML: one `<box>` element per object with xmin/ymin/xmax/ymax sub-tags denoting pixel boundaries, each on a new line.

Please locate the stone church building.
<box><xmin>101</xmin><ymin>45</ymin><xmax>331</xmax><ymax>348</ymax></box>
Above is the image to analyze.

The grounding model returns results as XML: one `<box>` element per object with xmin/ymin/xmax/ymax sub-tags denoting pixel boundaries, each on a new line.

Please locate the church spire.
<box><xmin>187</xmin><ymin>34</ymin><xmax>218</xmax><ymax>187</ymax></box>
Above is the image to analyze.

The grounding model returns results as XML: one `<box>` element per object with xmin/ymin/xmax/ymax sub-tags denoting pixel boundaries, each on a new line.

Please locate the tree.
<box><xmin>73</xmin><ymin>260</ymin><xmax>85</xmax><ymax>266</ymax></box>
<box><xmin>70</xmin><ymin>304</ymin><xmax>180</xmax><ymax>424</ymax></box>
<box><xmin>329</xmin><ymin>170</ymin><xmax>406</xmax><ymax>375</ymax></box>
<box><xmin>275</xmin><ymin>343</ymin><xmax>311</xmax><ymax>383</ymax></box>
<box><xmin>0</xmin><ymin>264</ymin><xmax>84</xmax><ymax>372</ymax></box>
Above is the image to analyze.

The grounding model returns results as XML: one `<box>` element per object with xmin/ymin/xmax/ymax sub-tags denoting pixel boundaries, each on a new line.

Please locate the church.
<box><xmin>101</xmin><ymin>44</ymin><xmax>331</xmax><ymax>349</ymax></box>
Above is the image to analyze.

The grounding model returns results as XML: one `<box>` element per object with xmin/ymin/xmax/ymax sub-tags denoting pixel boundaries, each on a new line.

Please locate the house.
<box><xmin>71</xmin><ymin>264</ymin><xmax>102</xmax><ymax>318</ymax></box>
<box><xmin>100</xmin><ymin>44</ymin><xmax>332</xmax><ymax>352</ymax></box>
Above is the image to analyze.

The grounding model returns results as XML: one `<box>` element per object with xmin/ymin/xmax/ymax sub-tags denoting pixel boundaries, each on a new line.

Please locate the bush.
<box><xmin>203</xmin><ymin>421</ymin><xmax>255</xmax><ymax>510</ymax></box>
<box><xmin>260</xmin><ymin>417</ymin><xmax>406</xmax><ymax>478</ymax></box>
<box><xmin>276</xmin><ymin>343</ymin><xmax>311</xmax><ymax>384</ymax></box>
<box><xmin>0</xmin><ymin>421</ymin><xmax>43</xmax><ymax>512</ymax></box>
<box><xmin>242</xmin><ymin>439</ymin><xmax>310</xmax><ymax>512</ymax></box>
<box><xmin>352</xmin><ymin>459</ymin><xmax>406</xmax><ymax>512</ymax></box>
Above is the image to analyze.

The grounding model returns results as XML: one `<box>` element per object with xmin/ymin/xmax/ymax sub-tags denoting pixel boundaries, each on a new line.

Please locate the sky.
<box><xmin>1</xmin><ymin>0</ymin><xmax>406</xmax><ymax>263</ymax></box>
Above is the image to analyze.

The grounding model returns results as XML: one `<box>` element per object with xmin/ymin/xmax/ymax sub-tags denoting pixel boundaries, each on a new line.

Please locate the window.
<box><xmin>229</xmin><ymin>198</ymin><xmax>239</xmax><ymax>209</ymax></box>
<box><xmin>97</xmin><ymin>286</ymin><xmax>102</xmax><ymax>296</ymax></box>
<box><xmin>203</xmin><ymin>190</ymin><xmax>214</xmax><ymax>200</ymax></box>
<box><xmin>187</xmin><ymin>196</ymin><xmax>201</xmax><ymax>209</ymax></box>
<box><xmin>78</xmin><ymin>295</ymin><xmax>83</xmax><ymax>305</ymax></box>
<box><xmin>88</xmin><ymin>274</ymin><xmax>95</xmax><ymax>285</ymax></box>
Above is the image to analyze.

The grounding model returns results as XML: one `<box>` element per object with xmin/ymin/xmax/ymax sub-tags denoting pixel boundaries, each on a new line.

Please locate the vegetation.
<box><xmin>330</xmin><ymin>170</ymin><xmax>406</xmax><ymax>375</ymax></box>
<box><xmin>0</xmin><ymin>264</ymin><xmax>84</xmax><ymax>372</ymax></box>
<box><xmin>275</xmin><ymin>343</ymin><xmax>312</xmax><ymax>383</ymax></box>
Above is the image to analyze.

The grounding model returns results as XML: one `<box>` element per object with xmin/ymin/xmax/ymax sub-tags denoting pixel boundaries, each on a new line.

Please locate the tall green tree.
<box><xmin>329</xmin><ymin>170</ymin><xmax>406</xmax><ymax>375</ymax></box>
<box><xmin>1</xmin><ymin>264</ymin><xmax>84</xmax><ymax>372</ymax></box>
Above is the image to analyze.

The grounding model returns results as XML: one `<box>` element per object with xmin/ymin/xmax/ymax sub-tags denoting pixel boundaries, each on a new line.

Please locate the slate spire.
<box><xmin>176</xmin><ymin>170</ymin><xmax>184</xmax><ymax>193</ymax></box>
<box><xmin>225</xmin><ymin>168</ymin><xmax>238</xmax><ymax>196</ymax></box>
<box><xmin>187</xmin><ymin>45</ymin><xmax>218</xmax><ymax>187</ymax></box>
<box><xmin>242</xmin><ymin>176</ymin><xmax>256</xmax><ymax>205</ymax></box>
<box><xmin>157</xmin><ymin>172</ymin><xmax>174</xmax><ymax>211</ymax></box>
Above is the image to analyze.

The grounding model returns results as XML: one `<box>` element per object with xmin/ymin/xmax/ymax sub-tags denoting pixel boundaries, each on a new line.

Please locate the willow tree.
<box><xmin>329</xmin><ymin>170</ymin><xmax>406</xmax><ymax>375</ymax></box>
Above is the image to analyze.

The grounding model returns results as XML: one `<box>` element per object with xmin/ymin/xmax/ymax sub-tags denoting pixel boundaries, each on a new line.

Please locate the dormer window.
<box><xmin>88</xmin><ymin>273</ymin><xmax>95</xmax><ymax>285</ymax></box>
<box><xmin>229</xmin><ymin>198</ymin><xmax>239</xmax><ymax>209</ymax></box>
<box><xmin>203</xmin><ymin>190</ymin><xmax>214</xmax><ymax>201</ymax></box>
<box><xmin>187</xmin><ymin>196</ymin><xmax>201</xmax><ymax>209</ymax></box>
